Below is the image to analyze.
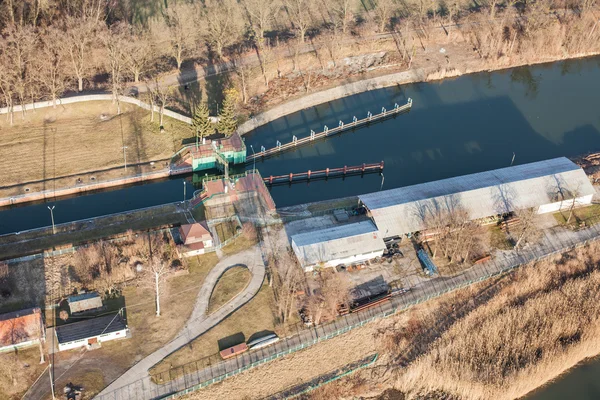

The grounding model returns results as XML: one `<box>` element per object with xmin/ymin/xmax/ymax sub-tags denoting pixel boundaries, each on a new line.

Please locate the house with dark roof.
<box><xmin>67</xmin><ymin>292</ymin><xmax>103</xmax><ymax>314</ymax></box>
<box><xmin>55</xmin><ymin>313</ymin><xmax>129</xmax><ymax>351</ymax></box>
<box><xmin>0</xmin><ymin>307</ymin><xmax>44</xmax><ymax>353</ymax></box>
<box><xmin>178</xmin><ymin>222</ymin><xmax>213</xmax><ymax>257</ymax></box>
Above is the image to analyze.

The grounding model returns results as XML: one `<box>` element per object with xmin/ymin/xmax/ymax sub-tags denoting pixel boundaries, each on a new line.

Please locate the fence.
<box><xmin>95</xmin><ymin>220</ymin><xmax>600</xmax><ymax>400</ymax></box>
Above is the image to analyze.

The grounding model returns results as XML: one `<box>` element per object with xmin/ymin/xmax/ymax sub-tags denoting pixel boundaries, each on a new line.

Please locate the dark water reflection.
<box><xmin>1</xmin><ymin>57</ymin><xmax>599</xmax><ymax>234</ymax></box>
<box><xmin>244</xmin><ymin>57</ymin><xmax>600</xmax><ymax>207</ymax></box>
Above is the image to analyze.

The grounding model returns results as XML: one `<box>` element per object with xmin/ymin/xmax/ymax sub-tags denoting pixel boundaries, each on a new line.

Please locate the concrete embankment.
<box><xmin>0</xmin><ymin>169</ymin><xmax>172</xmax><ymax>207</ymax></box>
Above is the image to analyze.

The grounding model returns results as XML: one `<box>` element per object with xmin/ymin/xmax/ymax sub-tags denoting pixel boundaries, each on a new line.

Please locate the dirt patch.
<box><xmin>0</xmin><ymin>347</ymin><xmax>47</xmax><ymax>400</ymax></box>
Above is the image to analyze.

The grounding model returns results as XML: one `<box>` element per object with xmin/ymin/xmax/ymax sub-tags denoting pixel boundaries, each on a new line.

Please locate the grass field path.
<box><xmin>93</xmin><ymin>246</ymin><xmax>265</xmax><ymax>400</ymax></box>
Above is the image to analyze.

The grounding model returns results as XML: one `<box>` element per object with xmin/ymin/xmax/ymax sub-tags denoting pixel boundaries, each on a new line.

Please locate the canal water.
<box><xmin>1</xmin><ymin>56</ymin><xmax>600</xmax><ymax>236</ymax></box>
<box><xmin>525</xmin><ymin>355</ymin><xmax>600</xmax><ymax>400</ymax></box>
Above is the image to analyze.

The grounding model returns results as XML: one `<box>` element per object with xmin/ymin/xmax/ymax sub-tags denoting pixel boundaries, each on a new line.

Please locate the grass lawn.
<box><xmin>207</xmin><ymin>266</ymin><xmax>252</xmax><ymax>314</ymax></box>
<box><xmin>49</xmin><ymin>252</ymin><xmax>219</xmax><ymax>398</ymax></box>
<box><xmin>220</xmin><ymin>234</ymin><xmax>258</xmax><ymax>257</ymax></box>
<box><xmin>553</xmin><ymin>204</ymin><xmax>600</xmax><ymax>229</ymax></box>
<box><xmin>150</xmin><ymin>282</ymin><xmax>277</xmax><ymax>383</ymax></box>
<box><xmin>0</xmin><ymin>101</ymin><xmax>194</xmax><ymax>197</ymax></box>
<box><xmin>0</xmin><ymin>346</ymin><xmax>47</xmax><ymax>399</ymax></box>
<box><xmin>489</xmin><ymin>225</ymin><xmax>513</xmax><ymax>250</ymax></box>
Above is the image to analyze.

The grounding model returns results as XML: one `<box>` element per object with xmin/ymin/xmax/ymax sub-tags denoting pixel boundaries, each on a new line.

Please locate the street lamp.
<box><xmin>47</xmin><ymin>206</ymin><xmax>56</xmax><ymax>235</ymax></box>
<box><xmin>122</xmin><ymin>146</ymin><xmax>128</xmax><ymax>171</ymax></box>
<box><xmin>183</xmin><ymin>180</ymin><xmax>186</xmax><ymax>203</ymax></box>
<box><xmin>380</xmin><ymin>172</ymin><xmax>385</xmax><ymax>191</ymax></box>
<box><xmin>250</xmin><ymin>144</ymin><xmax>256</xmax><ymax>172</ymax></box>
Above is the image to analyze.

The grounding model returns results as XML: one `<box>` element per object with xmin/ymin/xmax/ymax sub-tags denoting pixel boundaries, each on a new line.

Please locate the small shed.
<box><xmin>0</xmin><ymin>308</ymin><xmax>44</xmax><ymax>353</ymax></box>
<box><xmin>55</xmin><ymin>313</ymin><xmax>129</xmax><ymax>351</ymax></box>
<box><xmin>68</xmin><ymin>292</ymin><xmax>103</xmax><ymax>314</ymax></box>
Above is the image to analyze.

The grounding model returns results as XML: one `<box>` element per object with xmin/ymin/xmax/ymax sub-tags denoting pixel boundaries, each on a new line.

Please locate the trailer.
<box><xmin>219</xmin><ymin>343</ymin><xmax>248</xmax><ymax>360</ymax></box>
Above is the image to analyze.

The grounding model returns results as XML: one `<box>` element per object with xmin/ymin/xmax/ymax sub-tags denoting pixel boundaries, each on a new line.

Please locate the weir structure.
<box><xmin>246</xmin><ymin>99</ymin><xmax>412</xmax><ymax>163</ymax></box>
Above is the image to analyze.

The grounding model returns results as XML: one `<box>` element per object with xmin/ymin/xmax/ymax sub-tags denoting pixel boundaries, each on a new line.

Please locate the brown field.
<box><xmin>150</xmin><ymin>282</ymin><xmax>277</xmax><ymax>382</ymax></box>
<box><xmin>0</xmin><ymin>346</ymin><xmax>47</xmax><ymax>400</ymax></box>
<box><xmin>0</xmin><ymin>101</ymin><xmax>193</xmax><ymax>198</ymax></box>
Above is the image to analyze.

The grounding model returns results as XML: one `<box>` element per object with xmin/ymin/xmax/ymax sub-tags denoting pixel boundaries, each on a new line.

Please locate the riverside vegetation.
<box><xmin>1</xmin><ymin>0</ymin><xmax>599</xmax><ymax>124</ymax></box>
<box><xmin>303</xmin><ymin>241</ymin><xmax>600</xmax><ymax>400</ymax></box>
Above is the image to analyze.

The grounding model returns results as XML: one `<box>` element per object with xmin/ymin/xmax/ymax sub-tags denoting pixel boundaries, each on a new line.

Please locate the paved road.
<box><xmin>94</xmin><ymin>246</ymin><xmax>265</xmax><ymax>400</ymax></box>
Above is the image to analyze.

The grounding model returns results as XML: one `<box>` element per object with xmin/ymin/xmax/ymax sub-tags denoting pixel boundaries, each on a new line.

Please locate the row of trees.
<box><xmin>3</xmin><ymin>0</ymin><xmax>596</xmax><ymax>123</ymax></box>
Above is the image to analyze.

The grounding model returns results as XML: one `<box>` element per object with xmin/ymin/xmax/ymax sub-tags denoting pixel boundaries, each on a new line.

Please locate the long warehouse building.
<box><xmin>359</xmin><ymin>157</ymin><xmax>595</xmax><ymax>240</ymax></box>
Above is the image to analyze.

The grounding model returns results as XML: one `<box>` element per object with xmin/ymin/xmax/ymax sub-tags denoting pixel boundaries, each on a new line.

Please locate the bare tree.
<box><xmin>243</xmin><ymin>0</ymin><xmax>279</xmax><ymax>43</ymax></box>
<box><xmin>36</xmin><ymin>28</ymin><xmax>69</xmax><ymax>108</ymax></box>
<box><xmin>149</xmin><ymin>78</ymin><xmax>172</xmax><ymax>128</ymax></box>
<box><xmin>512</xmin><ymin>208</ymin><xmax>541</xmax><ymax>250</ymax></box>
<box><xmin>62</xmin><ymin>15</ymin><xmax>101</xmax><ymax>92</ymax></box>
<box><xmin>373</xmin><ymin>0</ymin><xmax>396</xmax><ymax>32</ymax></box>
<box><xmin>332</xmin><ymin>0</ymin><xmax>355</xmax><ymax>34</ymax></box>
<box><xmin>152</xmin><ymin>2</ymin><xmax>198</xmax><ymax>70</ymax></box>
<box><xmin>102</xmin><ymin>24</ymin><xmax>128</xmax><ymax>113</ymax></box>
<box><xmin>202</xmin><ymin>0</ymin><xmax>245</xmax><ymax>60</ymax></box>
<box><xmin>285</xmin><ymin>0</ymin><xmax>314</xmax><ymax>43</ymax></box>
<box><xmin>145</xmin><ymin>261</ymin><xmax>170</xmax><ymax>317</ymax></box>
<box><xmin>3</xmin><ymin>25</ymin><xmax>37</xmax><ymax>118</ymax></box>
<box><xmin>320</xmin><ymin>272</ymin><xmax>351</xmax><ymax>319</ymax></box>
<box><xmin>0</xmin><ymin>41</ymin><xmax>15</xmax><ymax>124</ymax></box>
<box><xmin>123</xmin><ymin>26</ymin><xmax>156</xmax><ymax>83</ymax></box>
<box><xmin>232</xmin><ymin>46</ymin><xmax>253</xmax><ymax>104</ymax></box>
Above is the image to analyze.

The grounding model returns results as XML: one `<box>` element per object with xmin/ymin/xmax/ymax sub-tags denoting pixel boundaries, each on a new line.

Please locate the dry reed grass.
<box><xmin>390</xmin><ymin>241</ymin><xmax>600</xmax><ymax>400</ymax></box>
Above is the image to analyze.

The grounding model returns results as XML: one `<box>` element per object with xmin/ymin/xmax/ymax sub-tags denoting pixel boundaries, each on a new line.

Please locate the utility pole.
<box><xmin>47</xmin><ymin>206</ymin><xmax>56</xmax><ymax>235</ymax></box>
<box><xmin>49</xmin><ymin>363</ymin><xmax>56</xmax><ymax>399</ymax></box>
<box><xmin>250</xmin><ymin>144</ymin><xmax>256</xmax><ymax>172</ymax></box>
<box><xmin>122</xmin><ymin>146</ymin><xmax>128</xmax><ymax>171</ymax></box>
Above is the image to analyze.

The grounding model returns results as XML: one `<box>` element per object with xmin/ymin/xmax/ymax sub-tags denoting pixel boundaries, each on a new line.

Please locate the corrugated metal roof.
<box><xmin>359</xmin><ymin>157</ymin><xmax>595</xmax><ymax>238</ymax></box>
<box><xmin>55</xmin><ymin>314</ymin><xmax>127</xmax><ymax>344</ymax></box>
<box><xmin>291</xmin><ymin>221</ymin><xmax>386</xmax><ymax>267</ymax></box>
<box><xmin>68</xmin><ymin>292</ymin><xmax>103</xmax><ymax>313</ymax></box>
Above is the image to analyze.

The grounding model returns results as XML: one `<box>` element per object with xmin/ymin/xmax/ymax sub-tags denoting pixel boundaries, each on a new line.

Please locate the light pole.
<box><xmin>510</xmin><ymin>152</ymin><xmax>516</xmax><ymax>166</ymax></box>
<box><xmin>250</xmin><ymin>144</ymin><xmax>256</xmax><ymax>172</ymax></box>
<box><xmin>183</xmin><ymin>180</ymin><xmax>186</xmax><ymax>203</ymax></box>
<box><xmin>47</xmin><ymin>206</ymin><xmax>56</xmax><ymax>234</ymax></box>
<box><xmin>380</xmin><ymin>173</ymin><xmax>385</xmax><ymax>191</ymax></box>
<box><xmin>122</xmin><ymin>146</ymin><xmax>128</xmax><ymax>171</ymax></box>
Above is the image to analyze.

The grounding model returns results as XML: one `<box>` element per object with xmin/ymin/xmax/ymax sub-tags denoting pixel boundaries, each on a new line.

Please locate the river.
<box><xmin>1</xmin><ymin>57</ymin><xmax>600</xmax><ymax>235</ymax></box>
<box><xmin>1</xmin><ymin>58</ymin><xmax>600</xmax><ymax>395</ymax></box>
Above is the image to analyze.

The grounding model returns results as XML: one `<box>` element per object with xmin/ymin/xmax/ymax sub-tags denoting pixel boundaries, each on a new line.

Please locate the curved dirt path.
<box><xmin>95</xmin><ymin>246</ymin><xmax>265</xmax><ymax>400</ymax></box>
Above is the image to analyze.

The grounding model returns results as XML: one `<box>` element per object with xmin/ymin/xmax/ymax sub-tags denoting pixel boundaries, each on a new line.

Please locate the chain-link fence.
<box><xmin>96</xmin><ymin>222</ymin><xmax>600</xmax><ymax>400</ymax></box>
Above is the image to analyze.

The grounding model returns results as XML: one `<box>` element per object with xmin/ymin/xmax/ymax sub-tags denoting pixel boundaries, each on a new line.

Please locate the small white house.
<box><xmin>291</xmin><ymin>221</ymin><xmax>386</xmax><ymax>272</ymax></box>
<box><xmin>178</xmin><ymin>222</ymin><xmax>214</xmax><ymax>257</ymax></box>
<box><xmin>55</xmin><ymin>313</ymin><xmax>129</xmax><ymax>351</ymax></box>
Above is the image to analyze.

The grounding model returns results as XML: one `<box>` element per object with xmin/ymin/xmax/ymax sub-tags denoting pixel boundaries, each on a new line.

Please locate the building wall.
<box><xmin>301</xmin><ymin>249</ymin><xmax>384</xmax><ymax>272</ymax></box>
<box><xmin>57</xmin><ymin>328</ymin><xmax>129</xmax><ymax>352</ymax></box>
<box><xmin>0</xmin><ymin>339</ymin><xmax>39</xmax><ymax>353</ymax></box>
<box><xmin>537</xmin><ymin>195</ymin><xmax>593</xmax><ymax>214</ymax></box>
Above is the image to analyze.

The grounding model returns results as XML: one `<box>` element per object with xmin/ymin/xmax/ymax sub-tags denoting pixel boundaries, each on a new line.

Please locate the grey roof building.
<box><xmin>291</xmin><ymin>220</ymin><xmax>386</xmax><ymax>271</ymax></box>
<box><xmin>55</xmin><ymin>313</ymin><xmax>129</xmax><ymax>351</ymax></box>
<box><xmin>359</xmin><ymin>157</ymin><xmax>595</xmax><ymax>239</ymax></box>
<box><xmin>68</xmin><ymin>292</ymin><xmax>103</xmax><ymax>314</ymax></box>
